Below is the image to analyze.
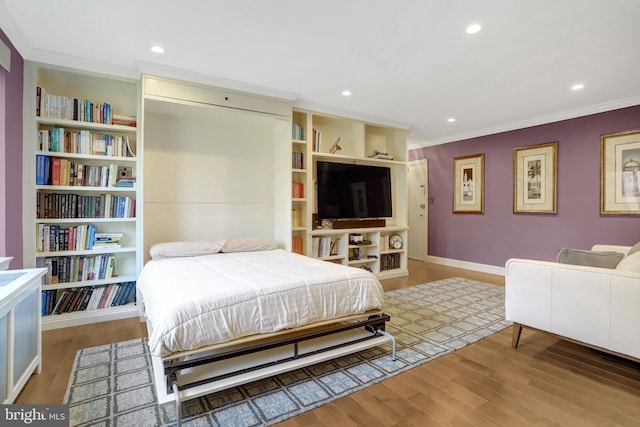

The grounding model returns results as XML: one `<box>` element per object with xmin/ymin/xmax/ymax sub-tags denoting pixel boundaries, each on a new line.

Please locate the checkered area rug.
<box><xmin>63</xmin><ymin>277</ymin><xmax>511</xmax><ymax>426</ymax></box>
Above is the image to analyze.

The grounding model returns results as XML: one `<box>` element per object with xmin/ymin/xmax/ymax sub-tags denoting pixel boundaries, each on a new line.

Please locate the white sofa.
<box><xmin>505</xmin><ymin>244</ymin><xmax>640</xmax><ymax>361</ymax></box>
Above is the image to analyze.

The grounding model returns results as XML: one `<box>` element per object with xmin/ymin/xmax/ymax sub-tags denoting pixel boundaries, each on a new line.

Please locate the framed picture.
<box><xmin>600</xmin><ymin>129</ymin><xmax>640</xmax><ymax>215</ymax></box>
<box><xmin>513</xmin><ymin>141</ymin><xmax>557</xmax><ymax>214</ymax></box>
<box><xmin>453</xmin><ymin>153</ymin><xmax>484</xmax><ymax>213</ymax></box>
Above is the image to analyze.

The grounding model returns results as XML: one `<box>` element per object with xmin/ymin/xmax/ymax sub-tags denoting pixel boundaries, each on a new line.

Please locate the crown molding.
<box><xmin>26</xmin><ymin>48</ymin><xmax>140</xmax><ymax>80</ymax></box>
<box><xmin>136</xmin><ymin>61</ymin><xmax>298</xmax><ymax>102</ymax></box>
<box><xmin>294</xmin><ymin>100</ymin><xmax>413</xmax><ymax>130</ymax></box>
<box><xmin>411</xmin><ymin>95</ymin><xmax>640</xmax><ymax>150</ymax></box>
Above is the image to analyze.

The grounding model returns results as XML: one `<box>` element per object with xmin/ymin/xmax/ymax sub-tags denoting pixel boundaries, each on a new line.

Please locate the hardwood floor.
<box><xmin>16</xmin><ymin>260</ymin><xmax>640</xmax><ymax>426</ymax></box>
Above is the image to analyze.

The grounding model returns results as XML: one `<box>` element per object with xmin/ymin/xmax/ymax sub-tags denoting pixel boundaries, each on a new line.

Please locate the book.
<box><xmin>292</xmin><ymin>181</ymin><xmax>304</xmax><ymax>198</ymax></box>
<box><xmin>78</xmin><ymin>288</ymin><xmax>94</xmax><ymax>311</ymax></box>
<box><xmin>51</xmin><ymin>158</ymin><xmax>61</xmax><ymax>186</ymax></box>
<box><xmin>52</xmin><ymin>290</ymin><xmax>69</xmax><ymax>315</ymax></box>
<box><xmin>36</xmin><ymin>155</ymin><xmax>47</xmax><ymax>185</ymax></box>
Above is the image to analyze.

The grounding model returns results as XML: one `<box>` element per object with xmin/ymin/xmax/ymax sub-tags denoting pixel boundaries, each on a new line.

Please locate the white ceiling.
<box><xmin>2</xmin><ymin>0</ymin><xmax>640</xmax><ymax>148</ymax></box>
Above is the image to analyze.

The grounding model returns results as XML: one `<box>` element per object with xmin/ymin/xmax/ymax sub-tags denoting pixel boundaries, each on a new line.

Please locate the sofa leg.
<box><xmin>512</xmin><ymin>323</ymin><xmax>523</xmax><ymax>348</ymax></box>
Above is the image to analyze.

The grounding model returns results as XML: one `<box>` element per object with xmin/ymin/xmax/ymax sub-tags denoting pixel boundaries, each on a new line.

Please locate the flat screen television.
<box><xmin>316</xmin><ymin>161</ymin><xmax>393</xmax><ymax>220</ymax></box>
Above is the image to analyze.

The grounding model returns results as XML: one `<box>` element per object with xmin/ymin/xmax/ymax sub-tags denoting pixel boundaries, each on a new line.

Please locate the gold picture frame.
<box><xmin>513</xmin><ymin>141</ymin><xmax>557</xmax><ymax>214</ymax></box>
<box><xmin>453</xmin><ymin>153</ymin><xmax>484</xmax><ymax>214</ymax></box>
<box><xmin>600</xmin><ymin>129</ymin><xmax>640</xmax><ymax>215</ymax></box>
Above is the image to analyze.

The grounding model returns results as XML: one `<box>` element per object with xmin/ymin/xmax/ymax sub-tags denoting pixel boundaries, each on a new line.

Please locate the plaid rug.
<box><xmin>63</xmin><ymin>277</ymin><xmax>511</xmax><ymax>426</ymax></box>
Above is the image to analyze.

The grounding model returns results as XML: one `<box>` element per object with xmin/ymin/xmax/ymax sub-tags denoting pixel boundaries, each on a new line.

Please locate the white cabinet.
<box><xmin>23</xmin><ymin>63</ymin><xmax>140</xmax><ymax>330</ymax></box>
<box><xmin>0</xmin><ymin>268</ymin><xmax>46</xmax><ymax>403</ymax></box>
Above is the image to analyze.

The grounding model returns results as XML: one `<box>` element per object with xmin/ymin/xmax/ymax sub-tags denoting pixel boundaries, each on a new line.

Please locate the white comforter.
<box><xmin>138</xmin><ymin>249</ymin><xmax>385</xmax><ymax>357</ymax></box>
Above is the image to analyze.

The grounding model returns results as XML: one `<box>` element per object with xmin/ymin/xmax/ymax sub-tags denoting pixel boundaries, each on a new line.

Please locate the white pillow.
<box><xmin>615</xmin><ymin>251</ymin><xmax>640</xmax><ymax>273</ymax></box>
<box><xmin>221</xmin><ymin>238</ymin><xmax>277</xmax><ymax>253</ymax></box>
<box><xmin>149</xmin><ymin>240</ymin><xmax>223</xmax><ymax>260</ymax></box>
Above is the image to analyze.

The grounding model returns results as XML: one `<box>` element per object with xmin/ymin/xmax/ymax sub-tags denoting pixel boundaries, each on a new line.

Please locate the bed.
<box><xmin>137</xmin><ymin>238</ymin><xmax>396</xmax><ymax>424</ymax></box>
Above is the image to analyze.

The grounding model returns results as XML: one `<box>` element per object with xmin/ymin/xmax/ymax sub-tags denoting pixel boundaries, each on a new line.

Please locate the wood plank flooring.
<box><xmin>15</xmin><ymin>260</ymin><xmax>640</xmax><ymax>426</ymax></box>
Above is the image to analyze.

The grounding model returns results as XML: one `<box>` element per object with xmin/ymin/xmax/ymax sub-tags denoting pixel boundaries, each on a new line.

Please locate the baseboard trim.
<box><xmin>424</xmin><ymin>255</ymin><xmax>505</xmax><ymax>276</ymax></box>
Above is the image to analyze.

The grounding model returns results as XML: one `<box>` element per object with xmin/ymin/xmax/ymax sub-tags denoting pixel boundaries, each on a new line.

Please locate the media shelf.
<box><xmin>291</xmin><ymin>108</ymin><xmax>409</xmax><ymax>279</ymax></box>
<box><xmin>308</xmin><ymin>227</ymin><xmax>408</xmax><ymax>279</ymax></box>
<box><xmin>23</xmin><ymin>62</ymin><xmax>140</xmax><ymax>330</ymax></box>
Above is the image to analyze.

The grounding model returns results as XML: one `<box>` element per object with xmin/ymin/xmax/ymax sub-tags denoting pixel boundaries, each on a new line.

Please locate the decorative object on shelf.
<box><xmin>453</xmin><ymin>153</ymin><xmax>485</xmax><ymax>214</ymax></box>
<box><xmin>329</xmin><ymin>137</ymin><xmax>342</xmax><ymax>154</ymax></box>
<box><xmin>329</xmin><ymin>237</ymin><xmax>341</xmax><ymax>256</ymax></box>
<box><xmin>390</xmin><ymin>234</ymin><xmax>403</xmax><ymax>249</ymax></box>
<box><xmin>369</xmin><ymin>150</ymin><xmax>394</xmax><ymax>160</ymax></box>
<box><xmin>321</xmin><ymin>219</ymin><xmax>333</xmax><ymax>229</ymax></box>
<box><xmin>350</xmin><ymin>233</ymin><xmax>363</xmax><ymax>244</ymax></box>
<box><xmin>600</xmin><ymin>129</ymin><xmax>640</xmax><ymax>215</ymax></box>
<box><xmin>513</xmin><ymin>141</ymin><xmax>558</xmax><ymax>214</ymax></box>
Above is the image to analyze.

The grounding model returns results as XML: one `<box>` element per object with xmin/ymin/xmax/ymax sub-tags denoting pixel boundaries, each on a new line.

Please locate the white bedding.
<box><xmin>138</xmin><ymin>249</ymin><xmax>385</xmax><ymax>357</ymax></box>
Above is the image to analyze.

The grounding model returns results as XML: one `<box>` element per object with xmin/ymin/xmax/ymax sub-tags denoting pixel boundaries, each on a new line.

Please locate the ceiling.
<box><xmin>2</xmin><ymin>0</ymin><xmax>640</xmax><ymax>148</ymax></box>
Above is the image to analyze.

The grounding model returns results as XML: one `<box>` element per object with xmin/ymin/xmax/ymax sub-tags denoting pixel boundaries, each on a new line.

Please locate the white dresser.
<box><xmin>0</xmin><ymin>267</ymin><xmax>46</xmax><ymax>403</ymax></box>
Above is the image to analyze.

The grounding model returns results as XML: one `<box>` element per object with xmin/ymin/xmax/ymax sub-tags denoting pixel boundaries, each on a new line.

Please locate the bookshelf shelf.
<box><xmin>35</xmin><ymin>217</ymin><xmax>136</xmax><ymax>224</ymax></box>
<box><xmin>24</xmin><ymin>62</ymin><xmax>140</xmax><ymax>330</ymax></box>
<box><xmin>42</xmin><ymin>274</ymin><xmax>138</xmax><ymax>291</ymax></box>
<box><xmin>36</xmin><ymin>151</ymin><xmax>136</xmax><ymax>163</ymax></box>
<box><xmin>42</xmin><ymin>303</ymin><xmax>138</xmax><ymax>330</ymax></box>
<box><xmin>36</xmin><ymin>185</ymin><xmax>136</xmax><ymax>192</ymax></box>
<box><xmin>36</xmin><ymin>117</ymin><xmax>136</xmax><ymax>133</ymax></box>
<box><xmin>36</xmin><ymin>246</ymin><xmax>136</xmax><ymax>257</ymax></box>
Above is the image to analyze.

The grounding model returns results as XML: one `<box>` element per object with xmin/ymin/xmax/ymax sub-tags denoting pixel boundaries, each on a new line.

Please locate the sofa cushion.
<box><xmin>627</xmin><ymin>241</ymin><xmax>640</xmax><ymax>256</ymax></box>
<box><xmin>557</xmin><ymin>248</ymin><xmax>624</xmax><ymax>269</ymax></box>
<box><xmin>615</xmin><ymin>251</ymin><xmax>640</xmax><ymax>273</ymax></box>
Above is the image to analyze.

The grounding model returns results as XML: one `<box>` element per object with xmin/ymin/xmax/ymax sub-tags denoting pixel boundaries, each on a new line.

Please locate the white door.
<box><xmin>408</xmin><ymin>160</ymin><xmax>428</xmax><ymax>261</ymax></box>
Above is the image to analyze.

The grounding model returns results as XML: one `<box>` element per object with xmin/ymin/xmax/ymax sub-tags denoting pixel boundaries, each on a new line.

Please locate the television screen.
<box><xmin>316</xmin><ymin>161</ymin><xmax>393</xmax><ymax>220</ymax></box>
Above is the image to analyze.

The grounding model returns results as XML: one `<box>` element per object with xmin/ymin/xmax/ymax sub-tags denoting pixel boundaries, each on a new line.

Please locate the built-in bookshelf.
<box><xmin>23</xmin><ymin>63</ymin><xmax>140</xmax><ymax>330</ymax></box>
<box><xmin>291</xmin><ymin>110</ymin><xmax>310</xmax><ymax>255</ymax></box>
<box><xmin>292</xmin><ymin>109</ymin><xmax>409</xmax><ymax>278</ymax></box>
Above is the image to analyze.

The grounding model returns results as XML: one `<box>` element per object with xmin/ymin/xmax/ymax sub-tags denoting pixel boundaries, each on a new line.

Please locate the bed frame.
<box><xmin>147</xmin><ymin>311</ymin><xmax>396</xmax><ymax>426</ymax></box>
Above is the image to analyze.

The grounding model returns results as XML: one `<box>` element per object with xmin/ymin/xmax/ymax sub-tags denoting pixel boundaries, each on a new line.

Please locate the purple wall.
<box><xmin>0</xmin><ymin>28</ymin><xmax>24</xmax><ymax>267</ymax></box>
<box><xmin>409</xmin><ymin>105</ymin><xmax>640</xmax><ymax>267</ymax></box>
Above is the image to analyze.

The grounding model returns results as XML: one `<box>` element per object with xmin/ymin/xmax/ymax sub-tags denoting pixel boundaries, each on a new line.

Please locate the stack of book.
<box><xmin>92</xmin><ymin>232</ymin><xmax>123</xmax><ymax>249</ymax></box>
<box><xmin>111</xmin><ymin>114</ymin><xmax>137</xmax><ymax>128</ymax></box>
<box><xmin>115</xmin><ymin>175</ymin><xmax>136</xmax><ymax>188</ymax></box>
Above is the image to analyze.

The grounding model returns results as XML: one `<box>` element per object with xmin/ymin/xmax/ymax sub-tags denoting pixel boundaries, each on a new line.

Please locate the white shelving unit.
<box><xmin>292</xmin><ymin>109</ymin><xmax>409</xmax><ymax>278</ymax></box>
<box><xmin>22</xmin><ymin>63</ymin><xmax>140</xmax><ymax>330</ymax></box>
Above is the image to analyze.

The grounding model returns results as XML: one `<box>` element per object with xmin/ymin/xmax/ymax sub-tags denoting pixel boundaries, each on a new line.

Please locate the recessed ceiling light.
<box><xmin>466</xmin><ymin>24</ymin><xmax>482</xmax><ymax>34</ymax></box>
<box><xmin>151</xmin><ymin>45</ymin><xmax>165</xmax><ymax>54</ymax></box>
<box><xmin>447</xmin><ymin>117</ymin><xmax>456</xmax><ymax>123</ymax></box>
<box><xmin>571</xmin><ymin>83</ymin><xmax>585</xmax><ymax>91</ymax></box>
<box><xmin>341</xmin><ymin>90</ymin><xmax>352</xmax><ymax>96</ymax></box>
